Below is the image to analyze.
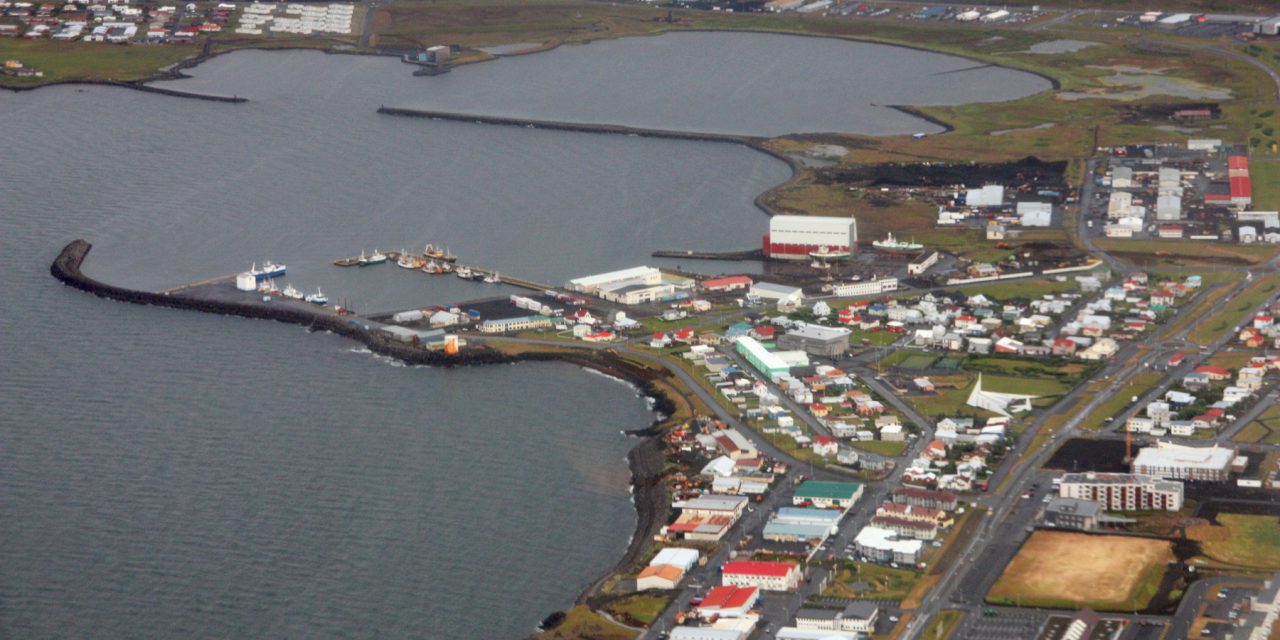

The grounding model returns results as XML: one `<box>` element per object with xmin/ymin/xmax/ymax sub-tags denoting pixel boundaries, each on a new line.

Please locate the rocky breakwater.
<box><xmin>50</xmin><ymin>238</ymin><xmax>677</xmax><ymax>610</ymax></box>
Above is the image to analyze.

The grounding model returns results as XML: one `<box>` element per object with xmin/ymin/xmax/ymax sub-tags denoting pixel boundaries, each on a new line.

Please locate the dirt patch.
<box><xmin>989</xmin><ymin>531</ymin><xmax>1175</xmax><ymax>609</ymax></box>
<box><xmin>813</xmin><ymin>156</ymin><xmax>1068</xmax><ymax>189</ymax></box>
<box><xmin>1043</xmin><ymin>437</ymin><xmax>1128</xmax><ymax>472</ymax></box>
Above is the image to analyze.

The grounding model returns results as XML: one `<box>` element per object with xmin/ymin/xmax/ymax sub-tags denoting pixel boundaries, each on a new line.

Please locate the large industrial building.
<box><xmin>778</xmin><ymin>323</ymin><xmax>851</xmax><ymax>357</ymax></box>
<box><xmin>1058</xmin><ymin>472</ymin><xmax>1185</xmax><ymax>511</ymax></box>
<box><xmin>721</xmin><ymin>560</ymin><xmax>802</xmax><ymax>591</ymax></box>
<box><xmin>763</xmin><ymin>215</ymin><xmax>857</xmax><ymax>260</ymax></box>
<box><xmin>565</xmin><ymin>266</ymin><xmax>677</xmax><ymax>304</ymax></box>
<box><xmin>734</xmin><ymin>337</ymin><xmax>809</xmax><ymax>378</ymax></box>
<box><xmin>762</xmin><ymin>507</ymin><xmax>843</xmax><ymax>543</ymax></box>
<box><xmin>1131</xmin><ymin>441</ymin><xmax>1237</xmax><ymax>482</ymax></box>
<box><xmin>853</xmin><ymin>525</ymin><xmax>923</xmax><ymax>564</ymax></box>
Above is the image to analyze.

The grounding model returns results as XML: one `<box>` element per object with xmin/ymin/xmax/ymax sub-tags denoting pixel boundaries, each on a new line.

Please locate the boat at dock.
<box><xmin>396</xmin><ymin>251</ymin><xmax>423</xmax><ymax>269</ymax></box>
<box><xmin>281</xmin><ymin>284</ymin><xmax>304</xmax><ymax>300</ymax></box>
<box><xmin>304</xmin><ymin>288</ymin><xmax>328</xmax><ymax>305</ymax></box>
<box><xmin>483</xmin><ymin>272</ymin><xmax>500</xmax><ymax>284</ymax></box>
<box><xmin>424</xmin><ymin>244</ymin><xmax>457</xmax><ymax>263</ymax></box>
<box><xmin>249</xmin><ymin>261</ymin><xmax>286</xmax><ymax>281</ymax></box>
<box><xmin>360</xmin><ymin>250</ymin><xmax>388</xmax><ymax>266</ymax></box>
<box><xmin>871</xmin><ymin>233</ymin><xmax>924</xmax><ymax>255</ymax></box>
<box><xmin>455</xmin><ymin>265</ymin><xmax>477</xmax><ymax>280</ymax></box>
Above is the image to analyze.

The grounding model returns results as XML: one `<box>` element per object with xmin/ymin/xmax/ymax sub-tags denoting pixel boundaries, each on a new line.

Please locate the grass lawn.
<box><xmin>965</xmin><ymin>355</ymin><xmax>1093</xmax><ymax>382</ymax></box>
<box><xmin>922</xmin><ymin>610</ymin><xmax>964</xmax><ymax>640</ymax></box>
<box><xmin>822</xmin><ymin>561</ymin><xmax>921</xmax><ymax>603</ymax></box>
<box><xmin>895</xmin><ymin>353</ymin><xmax>939</xmax><ymax>371</ymax></box>
<box><xmin>1081</xmin><ymin>371</ymin><xmax>1163</xmax><ymax>431</ymax></box>
<box><xmin>1189</xmin><ymin>275</ymin><xmax>1280</xmax><ymax>345</ymax></box>
<box><xmin>1161</xmin><ymin>275</ymin><xmax>1246</xmax><ymax>338</ymax></box>
<box><xmin>848</xmin><ymin>328</ymin><xmax>900</xmax><ymax>347</ymax></box>
<box><xmin>1233</xmin><ymin>407</ymin><xmax>1280</xmax><ymax>445</ymax></box>
<box><xmin>852</xmin><ymin>440</ymin><xmax>908</xmax><ymax>457</ymax></box>
<box><xmin>604</xmin><ymin>593</ymin><xmax>669</xmax><ymax>627</ymax></box>
<box><xmin>1206</xmin><ymin>351</ymin><xmax>1261</xmax><ymax>371</ymax></box>
<box><xmin>988</xmin><ymin>531</ymin><xmax>1174</xmax><ymax>611</ymax></box>
<box><xmin>1096</xmin><ymin>239</ymin><xmax>1280</xmax><ymax>267</ymax></box>
<box><xmin>1197</xmin><ymin>514</ymin><xmax>1280</xmax><ymax>571</ymax></box>
<box><xmin>0</xmin><ymin>39</ymin><xmax>199</xmax><ymax>86</ymax></box>
<box><xmin>951</xmin><ymin>277</ymin><xmax>1082</xmax><ymax>301</ymax></box>
<box><xmin>1253</xmin><ymin>158</ymin><xmax>1280</xmax><ymax>211</ymax></box>
<box><xmin>534</xmin><ymin>605</ymin><xmax>638</xmax><ymax>640</ymax></box>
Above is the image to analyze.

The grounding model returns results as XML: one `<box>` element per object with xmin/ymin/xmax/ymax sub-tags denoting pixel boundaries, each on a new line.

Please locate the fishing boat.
<box><xmin>871</xmin><ymin>233</ymin><xmax>924</xmax><ymax>255</ymax></box>
<box><xmin>483</xmin><ymin>272</ymin><xmax>500</xmax><ymax>284</ymax></box>
<box><xmin>281</xmin><ymin>284</ymin><xmax>304</xmax><ymax>300</ymax></box>
<box><xmin>421</xmin><ymin>259</ymin><xmax>441</xmax><ymax>274</ymax></box>
<box><xmin>455</xmin><ymin>265</ymin><xmax>474</xmax><ymax>280</ymax></box>
<box><xmin>305</xmin><ymin>288</ymin><xmax>329</xmax><ymax>305</ymax></box>
<box><xmin>396</xmin><ymin>251</ymin><xmax>422</xmax><ymax>269</ymax></box>
<box><xmin>424</xmin><ymin>244</ymin><xmax>457</xmax><ymax>263</ymax></box>
<box><xmin>248</xmin><ymin>261</ymin><xmax>287</xmax><ymax>281</ymax></box>
<box><xmin>360</xmin><ymin>250</ymin><xmax>388</xmax><ymax>266</ymax></box>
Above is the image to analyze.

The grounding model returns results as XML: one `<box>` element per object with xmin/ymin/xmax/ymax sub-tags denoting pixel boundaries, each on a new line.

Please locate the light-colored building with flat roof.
<box><xmin>1131</xmin><ymin>441</ymin><xmax>1236</xmax><ymax>482</ymax></box>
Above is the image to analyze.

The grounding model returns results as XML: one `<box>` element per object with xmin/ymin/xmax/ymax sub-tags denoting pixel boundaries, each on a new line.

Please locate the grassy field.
<box><xmin>988</xmin><ymin>531</ymin><xmax>1174</xmax><ymax>611</ymax></box>
<box><xmin>1161</xmin><ymin>275</ymin><xmax>1246</xmax><ymax>338</ymax></box>
<box><xmin>823</xmin><ymin>561</ymin><xmax>921</xmax><ymax>603</ymax></box>
<box><xmin>852</xmin><ymin>439</ymin><xmax>908</xmax><ymax>457</ymax></box>
<box><xmin>1196</xmin><ymin>514</ymin><xmax>1280</xmax><ymax>571</ymax></box>
<box><xmin>1096</xmin><ymin>239</ymin><xmax>1280</xmax><ymax>267</ymax></box>
<box><xmin>1253</xmin><ymin>158</ymin><xmax>1280</xmax><ymax>211</ymax></box>
<box><xmin>1189</xmin><ymin>275</ymin><xmax>1280</xmax><ymax>345</ymax></box>
<box><xmin>1233</xmin><ymin>405</ymin><xmax>1280</xmax><ymax>445</ymax></box>
<box><xmin>0</xmin><ymin>39</ymin><xmax>200</xmax><ymax>85</ymax></box>
<box><xmin>922</xmin><ymin>610</ymin><xmax>964</xmax><ymax>640</ymax></box>
<box><xmin>952</xmin><ymin>277</ymin><xmax>1082</xmax><ymax>301</ymax></box>
<box><xmin>1081</xmin><ymin>371</ymin><xmax>1163</xmax><ymax>432</ymax></box>
<box><xmin>534</xmin><ymin>605</ymin><xmax>638</xmax><ymax>640</ymax></box>
<box><xmin>847</xmin><ymin>328</ymin><xmax>900</xmax><ymax>347</ymax></box>
<box><xmin>604</xmin><ymin>593</ymin><xmax>669</xmax><ymax>627</ymax></box>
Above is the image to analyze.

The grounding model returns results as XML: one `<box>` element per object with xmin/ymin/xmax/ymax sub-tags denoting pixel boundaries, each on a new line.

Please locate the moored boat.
<box><xmin>424</xmin><ymin>244</ymin><xmax>457</xmax><ymax>263</ymax></box>
<box><xmin>397</xmin><ymin>251</ymin><xmax>422</xmax><ymax>269</ymax></box>
<box><xmin>248</xmin><ymin>261</ymin><xmax>287</xmax><ymax>280</ymax></box>
<box><xmin>455</xmin><ymin>265</ymin><xmax>474</xmax><ymax>279</ymax></box>
<box><xmin>304</xmin><ymin>288</ymin><xmax>328</xmax><ymax>305</ymax></box>
<box><xmin>871</xmin><ymin>233</ymin><xmax>924</xmax><ymax>255</ymax></box>
<box><xmin>281</xmin><ymin>284</ymin><xmax>304</xmax><ymax>299</ymax></box>
<box><xmin>360</xmin><ymin>250</ymin><xmax>388</xmax><ymax>266</ymax></box>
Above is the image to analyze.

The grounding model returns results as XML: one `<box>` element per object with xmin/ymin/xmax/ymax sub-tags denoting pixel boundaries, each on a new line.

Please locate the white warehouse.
<box><xmin>764</xmin><ymin>215</ymin><xmax>858</xmax><ymax>260</ymax></box>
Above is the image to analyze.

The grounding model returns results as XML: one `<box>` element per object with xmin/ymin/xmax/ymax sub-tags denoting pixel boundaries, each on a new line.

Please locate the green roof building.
<box><xmin>793</xmin><ymin>480</ymin><xmax>864</xmax><ymax>510</ymax></box>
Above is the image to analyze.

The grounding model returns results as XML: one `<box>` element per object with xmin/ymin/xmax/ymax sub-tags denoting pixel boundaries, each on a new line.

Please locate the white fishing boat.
<box><xmin>871</xmin><ymin>233</ymin><xmax>924</xmax><ymax>255</ymax></box>
<box><xmin>455</xmin><ymin>265</ymin><xmax>474</xmax><ymax>279</ymax></box>
<box><xmin>248</xmin><ymin>261</ymin><xmax>287</xmax><ymax>280</ymax></box>
<box><xmin>483</xmin><ymin>272</ymin><xmax>500</xmax><ymax>284</ymax></box>
<box><xmin>305</xmin><ymin>288</ymin><xmax>329</xmax><ymax>305</ymax></box>
<box><xmin>396</xmin><ymin>251</ymin><xmax>420</xmax><ymax>269</ymax></box>
<box><xmin>281</xmin><ymin>284</ymin><xmax>304</xmax><ymax>299</ymax></box>
<box><xmin>360</xmin><ymin>250</ymin><xmax>387</xmax><ymax>266</ymax></box>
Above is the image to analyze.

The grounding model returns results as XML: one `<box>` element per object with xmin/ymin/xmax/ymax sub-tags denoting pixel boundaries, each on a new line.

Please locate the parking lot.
<box><xmin>958</xmin><ymin>611</ymin><xmax>1043</xmax><ymax>640</ymax></box>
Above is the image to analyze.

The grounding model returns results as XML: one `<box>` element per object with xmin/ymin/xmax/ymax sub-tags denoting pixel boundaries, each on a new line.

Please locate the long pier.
<box><xmin>376</xmin><ymin>106</ymin><xmax>766</xmax><ymax>145</ymax></box>
<box><xmin>652</xmin><ymin>248</ymin><xmax>764</xmax><ymax>261</ymax></box>
<box><xmin>456</xmin><ymin>263</ymin><xmax>554</xmax><ymax>293</ymax></box>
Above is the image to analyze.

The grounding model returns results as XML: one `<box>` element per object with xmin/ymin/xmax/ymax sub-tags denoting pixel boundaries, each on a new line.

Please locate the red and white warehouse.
<box><xmin>763</xmin><ymin>215</ymin><xmax>858</xmax><ymax>260</ymax></box>
<box><xmin>721</xmin><ymin>560</ymin><xmax>801</xmax><ymax>591</ymax></box>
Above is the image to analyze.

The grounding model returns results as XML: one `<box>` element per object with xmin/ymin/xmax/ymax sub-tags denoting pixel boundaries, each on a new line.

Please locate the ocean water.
<box><xmin>0</xmin><ymin>31</ymin><xmax>1047</xmax><ymax>638</ymax></box>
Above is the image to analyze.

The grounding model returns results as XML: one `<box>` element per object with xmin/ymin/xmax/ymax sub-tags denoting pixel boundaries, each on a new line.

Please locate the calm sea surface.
<box><xmin>0</xmin><ymin>32</ymin><xmax>1047</xmax><ymax>638</ymax></box>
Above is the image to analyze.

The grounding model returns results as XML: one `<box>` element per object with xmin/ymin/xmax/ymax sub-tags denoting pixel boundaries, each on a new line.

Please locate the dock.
<box><xmin>157</xmin><ymin>273</ymin><xmax>235</xmax><ymax>294</ymax></box>
<box><xmin>330</xmin><ymin>248</ymin><xmax>555</xmax><ymax>293</ymax></box>
<box><xmin>334</xmin><ymin>250</ymin><xmax>403</xmax><ymax>267</ymax></box>
<box><xmin>652</xmin><ymin>248</ymin><xmax>764</xmax><ymax>261</ymax></box>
